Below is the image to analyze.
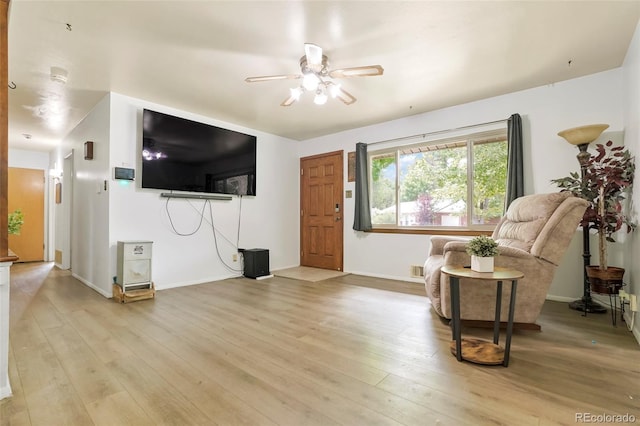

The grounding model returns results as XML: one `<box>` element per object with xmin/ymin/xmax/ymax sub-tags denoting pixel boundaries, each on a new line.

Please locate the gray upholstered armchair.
<box><xmin>423</xmin><ymin>192</ymin><xmax>589</xmax><ymax>326</ymax></box>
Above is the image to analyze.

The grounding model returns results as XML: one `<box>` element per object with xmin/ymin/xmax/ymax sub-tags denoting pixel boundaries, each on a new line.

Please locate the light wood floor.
<box><xmin>1</xmin><ymin>262</ymin><xmax>638</xmax><ymax>426</ymax></box>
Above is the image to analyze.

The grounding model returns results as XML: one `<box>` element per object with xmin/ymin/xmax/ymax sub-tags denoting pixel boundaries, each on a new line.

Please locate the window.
<box><xmin>369</xmin><ymin>129</ymin><xmax>508</xmax><ymax>230</ymax></box>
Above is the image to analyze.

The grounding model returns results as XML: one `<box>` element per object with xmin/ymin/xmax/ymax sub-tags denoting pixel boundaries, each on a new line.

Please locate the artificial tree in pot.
<box><xmin>552</xmin><ymin>140</ymin><xmax>636</xmax><ymax>294</ymax></box>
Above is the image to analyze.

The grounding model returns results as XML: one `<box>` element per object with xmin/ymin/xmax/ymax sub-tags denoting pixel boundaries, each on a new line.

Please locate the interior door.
<box><xmin>8</xmin><ymin>167</ymin><xmax>45</xmax><ymax>262</ymax></box>
<box><xmin>300</xmin><ymin>151</ymin><xmax>344</xmax><ymax>271</ymax></box>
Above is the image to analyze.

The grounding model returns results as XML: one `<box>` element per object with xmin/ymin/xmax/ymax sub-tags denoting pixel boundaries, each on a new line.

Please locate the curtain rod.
<box><xmin>366</xmin><ymin>118</ymin><xmax>508</xmax><ymax>147</ymax></box>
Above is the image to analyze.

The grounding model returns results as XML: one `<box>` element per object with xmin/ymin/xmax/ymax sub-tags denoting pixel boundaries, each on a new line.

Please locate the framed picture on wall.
<box><xmin>84</xmin><ymin>141</ymin><xmax>94</xmax><ymax>160</ymax></box>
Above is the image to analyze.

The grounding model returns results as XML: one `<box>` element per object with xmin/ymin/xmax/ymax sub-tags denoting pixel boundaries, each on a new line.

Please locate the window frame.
<box><xmin>367</xmin><ymin>128</ymin><xmax>508</xmax><ymax>234</ymax></box>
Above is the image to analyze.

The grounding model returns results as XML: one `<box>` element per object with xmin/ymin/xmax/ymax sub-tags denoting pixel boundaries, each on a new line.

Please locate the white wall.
<box><xmin>299</xmin><ymin>69</ymin><xmax>626</xmax><ymax>301</ymax></box>
<box><xmin>8</xmin><ymin>149</ymin><xmax>49</xmax><ymax>170</ymax></box>
<box><xmin>623</xmin><ymin>20</ymin><xmax>640</xmax><ymax>341</ymax></box>
<box><xmin>51</xmin><ymin>95</ymin><xmax>112</xmax><ymax>296</ymax></box>
<box><xmin>52</xmin><ymin>93</ymin><xmax>300</xmax><ymax>296</ymax></box>
<box><xmin>107</xmin><ymin>93</ymin><xmax>300</xmax><ymax>291</ymax></box>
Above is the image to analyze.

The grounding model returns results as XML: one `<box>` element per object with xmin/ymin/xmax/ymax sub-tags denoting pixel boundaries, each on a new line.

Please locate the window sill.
<box><xmin>368</xmin><ymin>228</ymin><xmax>493</xmax><ymax>236</ymax></box>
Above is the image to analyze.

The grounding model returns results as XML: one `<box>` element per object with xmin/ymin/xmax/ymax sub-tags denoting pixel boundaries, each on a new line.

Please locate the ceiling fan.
<box><xmin>245</xmin><ymin>43</ymin><xmax>384</xmax><ymax>107</ymax></box>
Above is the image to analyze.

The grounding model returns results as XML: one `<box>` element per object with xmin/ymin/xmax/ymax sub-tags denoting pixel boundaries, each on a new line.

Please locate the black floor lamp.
<box><xmin>557</xmin><ymin>124</ymin><xmax>609</xmax><ymax>314</ymax></box>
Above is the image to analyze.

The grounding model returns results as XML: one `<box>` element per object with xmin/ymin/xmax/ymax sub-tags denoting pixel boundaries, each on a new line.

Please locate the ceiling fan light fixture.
<box><xmin>290</xmin><ymin>87</ymin><xmax>303</xmax><ymax>101</ymax></box>
<box><xmin>245</xmin><ymin>43</ymin><xmax>382</xmax><ymax>107</ymax></box>
<box><xmin>302</xmin><ymin>73</ymin><xmax>319</xmax><ymax>91</ymax></box>
<box><xmin>314</xmin><ymin>90</ymin><xmax>328</xmax><ymax>105</ymax></box>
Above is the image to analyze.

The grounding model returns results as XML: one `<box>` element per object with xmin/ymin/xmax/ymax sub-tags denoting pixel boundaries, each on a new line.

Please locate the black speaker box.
<box><xmin>243</xmin><ymin>249</ymin><xmax>270</xmax><ymax>279</ymax></box>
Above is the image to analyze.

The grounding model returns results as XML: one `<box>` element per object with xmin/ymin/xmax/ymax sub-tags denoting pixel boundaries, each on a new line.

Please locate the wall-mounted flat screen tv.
<box><xmin>141</xmin><ymin>109</ymin><xmax>257</xmax><ymax>196</ymax></box>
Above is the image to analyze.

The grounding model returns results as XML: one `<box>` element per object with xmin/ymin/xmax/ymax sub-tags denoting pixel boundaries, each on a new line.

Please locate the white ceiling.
<box><xmin>7</xmin><ymin>1</ymin><xmax>640</xmax><ymax>152</ymax></box>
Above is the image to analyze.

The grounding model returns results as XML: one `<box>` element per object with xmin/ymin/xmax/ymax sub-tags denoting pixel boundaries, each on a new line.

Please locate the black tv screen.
<box><xmin>141</xmin><ymin>109</ymin><xmax>257</xmax><ymax>196</ymax></box>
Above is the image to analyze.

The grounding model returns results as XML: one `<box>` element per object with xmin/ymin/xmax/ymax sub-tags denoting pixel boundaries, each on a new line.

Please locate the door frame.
<box><xmin>8</xmin><ymin>167</ymin><xmax>46</xmax><ymax>262</ymax></box>
<box><xmin>299</xmin><ymin>150</ymin><xmax>344</xmax><ymax>271</ymax></box>
<box><xmin>58</xmin><ymin>151</ymin><xmax>74</xmax><ymax>270</ymax></box>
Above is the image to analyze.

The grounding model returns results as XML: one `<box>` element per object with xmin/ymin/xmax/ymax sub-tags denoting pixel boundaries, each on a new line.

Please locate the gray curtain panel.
<box><xmin>353</xmin><ymin>142</ymin><xmax>372</xmax><ymax>231</ymax></box>
<box><xmin>505</xmin><ymin>113</ymin><xmax>524</xmax><ymax>210</ymax></box>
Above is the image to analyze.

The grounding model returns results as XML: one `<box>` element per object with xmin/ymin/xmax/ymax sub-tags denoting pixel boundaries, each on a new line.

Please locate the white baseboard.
<box><xmin>622</xmin><ymin>310</ymin><xmax>640</xmax><ymax>345</ymax></box>
<box><xmin>346</xmin><ymin>270</ymin><xmax>425</xmax><ymax>284</ymax></box>
<box><xmin>0</xmin><ymin>383</ymin><xmax>12</xmax><ymax>400</ymax></box>
<box><xmin>71</xmin><ymin>273</ymin><xmax>111</xmax><ymax>298</ymax></box>
<box><xmin>271</xmin><ymin>264</ymin><xmax>301</xmax><ymax>272</ymax></box>
<box><xmin>156</xmin><ymin>272</ymin><xmax>243</xmax><ymax>291</ymax></box>
<box><xmin>545</xmin><ymin>294</ymin><xmax>576</xmax><ymax>303</ymax></box>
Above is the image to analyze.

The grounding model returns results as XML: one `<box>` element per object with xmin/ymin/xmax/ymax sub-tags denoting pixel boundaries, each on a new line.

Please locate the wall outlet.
<box><xmin>619</xmin><ymin>289</ymin><xmax>630</xmax><ymax>301</ymax></box>
<box><xmin>630</xmin><ymin>294</ymin><xmax>638</xmax><ymax>312</ymax></box>
<box><xmin>232</xmin><ymin>254</ymin><xmax>238</xmax><ymax>262</ymax></box>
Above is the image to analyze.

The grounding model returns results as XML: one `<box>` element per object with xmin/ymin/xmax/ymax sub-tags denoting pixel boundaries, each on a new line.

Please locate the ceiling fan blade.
<box><xmin>245</xmin><ymin>74</ymin><xmax>301</xmax><ymax>83</ymax></box>
<box><xmin>335</xmin><ymin>87</ymin><xmax>357</xmax><ymax>105</ymax></box>
<box><xmin>304</xmin><ymin>43</ymin><xmax>323</xmax><ymax>67</ymax></box>
<box><xmin>329</xmin><ymin>65</ymin><xmax>384</xmax><ymax>78</ymax></box>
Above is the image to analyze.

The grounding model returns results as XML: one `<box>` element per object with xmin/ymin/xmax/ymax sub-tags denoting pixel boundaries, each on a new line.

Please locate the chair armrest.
<box><xmin>429</xmin><ymin>236</ymin><xmax>471</xmax><ymax>256</ymax></box>
<box><xmin>443</xmin><ymin>241</ymin><xmax>534</xmax><ymax>260</ymax></box>
<box><xmin>495</xmin><ymin>245</ymin><xmax>535</xmax><ymax>259</ymax></box>
<box><xmin>442</xmin><ymin>240</ymin><xmax>468</xmax><ymax>253</ymax></box>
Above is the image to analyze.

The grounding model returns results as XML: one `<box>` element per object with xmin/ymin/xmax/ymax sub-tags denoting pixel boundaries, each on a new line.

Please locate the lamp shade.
<box><xmin>557</xmin><ymin>124</ymin><xmax>609</xmax><ymax>145</ymax></box>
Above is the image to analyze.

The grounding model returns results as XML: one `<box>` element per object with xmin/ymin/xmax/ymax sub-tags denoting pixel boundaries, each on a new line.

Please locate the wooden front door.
<box><xmin>300</xmin><ymin>151</ymin><xmax>344</xmax><ymax>271</ymax></box>
<box><xmin>8</xmin><ymin>167</ymin><xmax>45</xmax><ymax>262</ymax></box>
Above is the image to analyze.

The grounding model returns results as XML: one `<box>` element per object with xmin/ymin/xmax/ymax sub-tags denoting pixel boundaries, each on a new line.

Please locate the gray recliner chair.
<box><xmin>423</xmin><ymin>192</ymin><xmax>589</xmax><ymax>326</ymax></box>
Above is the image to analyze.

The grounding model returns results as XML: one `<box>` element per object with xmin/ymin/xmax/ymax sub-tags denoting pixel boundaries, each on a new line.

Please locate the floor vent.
<box><xmin>410</xmin><ymin>264</ymin><xmax>424</xmax><ymax>278</ymax></box>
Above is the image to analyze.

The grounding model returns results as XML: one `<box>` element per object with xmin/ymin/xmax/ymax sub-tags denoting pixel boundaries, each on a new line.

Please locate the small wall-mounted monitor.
<box><xmin>114</xmin><ymin>167</ymin><xmax>135</xmax><ymax>181</ymax></box>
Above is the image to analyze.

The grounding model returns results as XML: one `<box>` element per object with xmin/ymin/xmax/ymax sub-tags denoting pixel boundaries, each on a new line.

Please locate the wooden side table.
<box><xmin>441</xmin><ymin>265</ymin><xmax>524</xmax><ymax>367</ymax></box>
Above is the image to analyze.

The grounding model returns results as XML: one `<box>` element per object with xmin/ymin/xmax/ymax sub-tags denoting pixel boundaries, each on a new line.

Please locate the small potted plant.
<box><xmin>466</xmin><ymin>235</ymin><xmax>499</xmax><ymax>272</ymax></box>
<box><xmin>552</xmin><ymin>141</ymin><xmax>635</xmax><ymax>294</ymax></box>
<box><xmin>8</xmin><ymin>209</ymin><xmax>24</xmax><ymax>235</ymax></box>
